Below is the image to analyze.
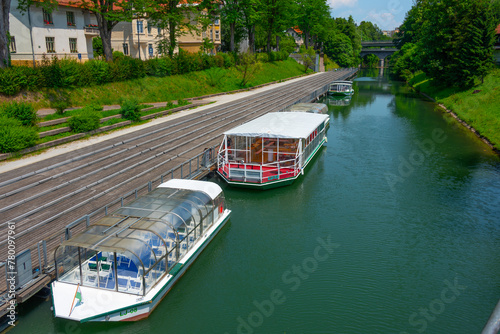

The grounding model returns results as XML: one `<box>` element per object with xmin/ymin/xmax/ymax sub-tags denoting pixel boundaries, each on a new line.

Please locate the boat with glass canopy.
<box><xmin>51</xmin><ymin>179</ymin><xmax>230</xmax><ymax>322</ymax></box>
<box><xmin>217</xmin><ymin>112</ymin><xmax>329</xmax><ymax>189</ymax></box>
<box><xmin>328</xmin><ymin>80</ymin><xmax>354</xmax><ymax>96</ymax></box>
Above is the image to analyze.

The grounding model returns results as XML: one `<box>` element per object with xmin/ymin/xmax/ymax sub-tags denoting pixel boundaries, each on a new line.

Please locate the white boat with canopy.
<box><xmin>51</xmin><ymin>179</ymin><xmax>230</xmax><ymax>322</ymax></box>
<box><xmin>217</xmin><ymin>112</ymin><xmax>329</xmax><ymax>189</ymax></box>
<box><xmin>328</xmin><ymin>80</ymin><xmax>354</xmax><ymax>96</ymax></box>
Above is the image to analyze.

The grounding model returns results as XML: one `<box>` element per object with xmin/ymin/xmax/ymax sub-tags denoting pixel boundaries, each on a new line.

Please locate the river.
<box><xmin>9</xmin><ymin>69</ymin><xmax>500</xmax><ymax>334</ymax></box>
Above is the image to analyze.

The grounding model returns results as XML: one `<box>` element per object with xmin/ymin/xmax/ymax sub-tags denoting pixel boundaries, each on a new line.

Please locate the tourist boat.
<box><xmin>284</xmin><ymin>103</ymin><xmax>328</xmax><ymax>114</ymax></box>
<box><xmin>217</xmin><ymin>112</ymin><xmax>329</xmax><ymax>189</ymax></box>
<box><xmin>51</xmin><ymin>179</ymin><xmax>230</xmax><ymax>322</ymax></box>
<box><xmin>328</xmin><ymin>80</ymin><xmax>354</xmax><ymax>96</ymax></box>
<box><xmin>326</xmin><ymin>95</ymin><xmax>352</xmax><ymax>106</ymax></box>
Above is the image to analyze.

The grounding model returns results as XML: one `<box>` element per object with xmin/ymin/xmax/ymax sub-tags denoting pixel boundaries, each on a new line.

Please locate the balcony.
<box><xmin>84</xmin><ymin>25</ymin><xmax>100</xmax><ymax>36</ymax></box>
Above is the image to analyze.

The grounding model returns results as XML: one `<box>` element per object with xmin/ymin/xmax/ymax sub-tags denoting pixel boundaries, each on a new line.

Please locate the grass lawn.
<box><xmin>409</xmin><ymin>68</ymin><xmax>500</xmax><ymax>148</ymax></box>
<box><xmin>31</xmin><ymin>59</ymin><xmax>308</xmax><ymax>109</ymax></box>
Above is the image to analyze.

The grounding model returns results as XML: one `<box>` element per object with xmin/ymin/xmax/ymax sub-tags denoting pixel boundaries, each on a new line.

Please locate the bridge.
<box><xmin>360</xmin><ymin>40</ymin><xmax>398</xmax><ymax>67</ymax></box>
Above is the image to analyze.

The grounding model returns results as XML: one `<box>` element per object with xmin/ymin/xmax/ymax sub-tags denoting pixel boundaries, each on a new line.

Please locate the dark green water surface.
<box><xmin>11</xmin><ymin>70</ymin><xmax>500</xmax><ymax>334</ymax></box>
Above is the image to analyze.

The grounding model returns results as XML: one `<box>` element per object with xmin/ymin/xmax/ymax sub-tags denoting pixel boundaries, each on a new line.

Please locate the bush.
<box><xmin>67</xmin><ymin>110</ymin><xmax>101</xmax><ymax>133</ymax></box>
<box><xmin>83</xmin><ymin>60</ymin><xmax>110</xmax><ymax>85</ymax></box>
<box><xmin>120</xmin><ymin>98</ymin><xmax>141</xmax><ymax>122</ymax></box>
<box><xmin>0</xmin><ymin>117</ymin><xmax>38</xmax><ymax>153</ymax></box>
<box><xmin>220</xmin><ymin>53</ymin><xmax>235</xmax><ymax>68</ymax></box>
<box><xmin>1</xmin><ymin>101</ymin><xmax>37</xmax><ymax>126</ymax></box>
<box><xmin>0</xmin><ymin>66</ymin><xmax>43</xmax><ymax>95</ymax></box>
<box><xmin>47</xmin><ymin>90</ymin><xmax>71</xmax><ymax>114</ymax></box>
<box><xmin>205</xmin><ymin>67</ymin><xmax>226</xmax><ymax>87</ymax></box>
<box><xmin>256</xmin><ymin>53</ymin><xmax>269</xmax><ymax>63</ymax></box>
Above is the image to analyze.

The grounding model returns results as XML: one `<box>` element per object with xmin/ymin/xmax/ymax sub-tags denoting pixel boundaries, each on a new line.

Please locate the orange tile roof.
<box><xmin>496</xmin><ymin>24</ymin><xmax>500</xmax><ymax>35</ymax></box>
<box><xmin>292</xmin><ymin>26</ymin><xmax>302</xmax><ymax>35</ymax></box>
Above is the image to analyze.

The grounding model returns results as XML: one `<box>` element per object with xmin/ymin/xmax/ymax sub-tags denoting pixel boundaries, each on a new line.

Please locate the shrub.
<box><xmin>0</xmin><ymin>117</ymin><xmax>38</xmax><ymax>153</ymax></box>
<box><xmin>47</xmin><ymin>90</ymin><xmax>71</xmax><ymax>114</ymax></box>
<box><xmin>177</xmin><ymin>98</ymin><xmax>189</xmax><ymax>106</ymax></box>
<box><xmin>1</xmin><ymin>101</ymin><xmax>37</xmax><ymax>126</ymax></box>
<box><xmin>83</xmin><ymin>60</ymin><xmax>110</xmax><ymax>85</ymax></box>
<box><xmin>220</xmin><ymin>53</ymin><xmax>235</xmax><ymax>68</ymax></box>
<box><xmin>67</xmin><ymin>110</ymin><xmax>101</xmax><ymax>133</ymax></box>
<box><xmin>205</xmin><ymin>67</ymin><xmax>226</xmax><ymax>87</ymax></box>
<box><xmin>120</xmin><ymin>98</ymin><xmax>141</xmax><ymax>122</ymax></box>
<box><xmin>0</xmin><ymin>66</ymin><xmax>43</xmax><ymax>95</ymax></box>
<box><xmin>256</xmin><ymin>53</ymin><xmax>269</xmax><ymax>63</ymax></box>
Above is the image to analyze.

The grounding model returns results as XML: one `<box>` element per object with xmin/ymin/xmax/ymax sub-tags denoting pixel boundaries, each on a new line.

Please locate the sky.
<box><xmin>327</xmin><ymin>0</ymin><xmax>413</xmax><ymax>30</ymax></box>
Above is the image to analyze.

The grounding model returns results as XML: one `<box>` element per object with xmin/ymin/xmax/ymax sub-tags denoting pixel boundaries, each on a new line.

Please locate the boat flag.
<box><xmin>69</xmin><ymin>284</ymin><xmax>83</xmax><ymax>316</ymax></box>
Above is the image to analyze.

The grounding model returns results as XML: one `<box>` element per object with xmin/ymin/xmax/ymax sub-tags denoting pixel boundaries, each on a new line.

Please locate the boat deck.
<box><xmin>219</xmin><ymin>163</ymin><xmax>298</xmax><ymax>184</ymax></box>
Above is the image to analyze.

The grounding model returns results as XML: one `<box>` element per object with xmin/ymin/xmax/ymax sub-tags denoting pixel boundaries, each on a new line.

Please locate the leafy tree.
<box><xmin>358</xmin><ymin>21</ymin><xmax>391</xmax><ymax>41</ymax></box>
<box><xmin>260</xmin><ymin>0</ymin><xmax>293</xmax><ymax>53</ymax></box>
<box><xmin>237</xmin><ymin>51</ymin><xmax>261</xmax><ymax>86</ymax></box>
<box><xmin>324</xmin><ymin>32</ymin><xmax>354</xmax><ymax>68</ymax></box>
<box><xmin>419</xmin><ymin>0</ymin><xmax>496</xmax><ymax>87</ymax></box>
<box><xmin>295</xmin><ymin>0</ymin><xmax>330</xmax><ymax>50</ymax></box>
<box><xmin>150</xmin><ymin>0</ymin><xmax>199</xmax><ymax>57</ymax></box>
<box><xmin>92</xmin><ymin>37</ymin><xmax>104</xmax><ymax>58</ymax></box>
<box><xmin>279</xmin><ymin>35</ymin><xmax>297</xmax><ymax>54</ymax></box>
<box><xmin>299</xmin><ymin>46</ymin><xmax>315</xmax><ymax>72</ymax></box>
<box><xmin>0</xmin><ymin>0</ymin><xmax>11</xmax><ymax>68</ymax></box>
<box><xmin>68</xmin><ymin>0</ymin><xmax>137</xmax><ymax>62</ymax></box>
<box><xmin>219</xmin><ymin>0</ymin><xmax>242</xmax><ymax>52</ymax></box>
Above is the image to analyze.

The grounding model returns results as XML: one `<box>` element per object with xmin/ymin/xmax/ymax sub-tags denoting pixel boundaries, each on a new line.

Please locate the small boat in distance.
<box><xmin>328</xmin><ymin>80</ymin><xmax>354</xmax><ymax>96</ymax></box>
<box><xmin>217</xmin><ymin>112</ymin><xmax>329</xmax><ymax>189</ymax></box>
<box><xmin>51</xmin><ymin>179</ymin><xmax>230</xmax><ymax>322</ymax></box>
<box><xmin>284</xmin><ymin>103</ymin><xmax>328</xmax><ymax>114</ymax></box>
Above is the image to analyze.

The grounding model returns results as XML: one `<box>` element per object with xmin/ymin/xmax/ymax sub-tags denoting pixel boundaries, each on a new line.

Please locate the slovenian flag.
<box><xmin>69</xmin><ymin>284</ymin><xmax>83</xmax><ymax>316</ymax></box>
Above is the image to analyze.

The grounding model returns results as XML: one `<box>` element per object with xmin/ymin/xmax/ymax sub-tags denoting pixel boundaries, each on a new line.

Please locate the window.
<box><xmin>157</xmin><ymin>27</ymin><xmax>161</xmax><ymax>35</ymax></box>
<box><xmin>69</xmin><ymin>38</ymin><xmax>77</xmax><ymax>53</ymax></box>
<box><xmin>214</xmin><ymin>18</ymin><xmax>220</xmax><ymax>25</ymax></box>
<box><xmin>43</xmin><ymin>9</ymin><xmax>53</xmax><ymax>25</ymax></box>
<box><xmin>9</xmin><ymin>36</ymin><xmax>16</xmax><ymax>53</ymax></box>
<box><xmin>147</xmin><ymin>22</ymin><xmax>152</xmax><ymax>34</ymax></box>
<box><xmin>46</xmin><ymin>37</ymin><xmax>55</xmax><ymax>53</ymax></box>
<box><xmin>137</xmin><ymin>20</ymin><xmax>143</xmax><ymax>34</ymax></box>
<box><xmin>66</xmin><ymin>11</ymin><xmax>75</xmax><ymax>26</ymax></box>
<box><xmin>148</xmin><ymin>44</ymin><xmax>153</xmax><ymax>57</ymax></box>
<box><xmin>123</xmin><ymin>43</ymin><xmax>129</xmax><ymax>55</ymax></box>
<box><xmin>215</xmin><ymin>30</ymin><xmax>220</xmax><ymax>40</ymax></box>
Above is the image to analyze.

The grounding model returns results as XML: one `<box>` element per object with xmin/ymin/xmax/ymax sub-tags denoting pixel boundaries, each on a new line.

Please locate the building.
<box><xmin>285</xmin><ymin>27</ymin><xmax>303</xmax><ymax>52</ymax></box>
<box><xmin>111</xmin><ymin>19</ymin><xmax>163</xmax><ymax>59</ymax></box>
<box><xmin>110</xmin><ymin>6</ymin><xmax>221</xmax><ymax>57</ymax></box>
<box><xmin>9</xmin><ymin>0</ymin><xmax>98</xmax><ymax>65</ymax></box>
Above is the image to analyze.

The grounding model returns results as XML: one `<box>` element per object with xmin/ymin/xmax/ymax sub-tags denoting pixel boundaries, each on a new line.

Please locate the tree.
<box><xmin>0</xmin><ymin>0</ymin><xmax>11</xmax><ymax>68</ymax></box>
<box><xmin>71</xmin><ymin>0</ymin><xmax>137</xmax><ymax>62</ymax></box>
<box><xmin>295</xmin><ymin>0</ymin><xmax>330</xmax><ymax>50</ymax></box>
<box><xmin>419</xmin><ymin>0</ymin><xmax>496</xmax><ymax>87</ymax></box>
<box><xmin>323</xmin><ymin>32</ymin><xmax>354</xmax><ymax>67</ymax></box>
<box><xmin>219</xmin><ymin>0</ymin><xmax>242</xmax><ymax>52</ymax></box>
<box><xmin>237</xmin><ymin>51</ymin><xmax>261</xmax><ymax>86</ymax></box>
<box><xmin>299</xmin><ymin>45</ymin><xmax>315</xmax><ymax>72</ymax></box>
<box><xmin>260</xmin><ymin>0</ymin><xmax>293</xmax><ymax>53</ymax></box>
<box><xmin>150</xmin><ymin>0</ymin><xmax>199</xmax><ymax>57</ymax></box>
<box><xmin>92</xmin><ymin>37</ymin><xmax>104</xmax><ymax>58</ymax></box>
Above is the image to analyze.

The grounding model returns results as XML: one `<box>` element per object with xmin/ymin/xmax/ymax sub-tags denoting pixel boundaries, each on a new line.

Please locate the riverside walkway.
<box><xmin>0</xmin><ymin>68</ymin><xmax>357</xmax><ymax>305</ymax></box>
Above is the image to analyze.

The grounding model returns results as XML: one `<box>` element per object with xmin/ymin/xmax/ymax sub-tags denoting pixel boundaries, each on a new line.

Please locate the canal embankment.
<box><xmin>408</xmin><ymin>69</ymin><xmax>500</xmax><ymax>153</ymax></box>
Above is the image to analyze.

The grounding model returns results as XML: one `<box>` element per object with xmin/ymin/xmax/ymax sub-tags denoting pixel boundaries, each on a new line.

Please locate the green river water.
<box><xmin>9</xmin><ymin>70</ymin><xmax>500</xmax><ymax>334</ymax></box>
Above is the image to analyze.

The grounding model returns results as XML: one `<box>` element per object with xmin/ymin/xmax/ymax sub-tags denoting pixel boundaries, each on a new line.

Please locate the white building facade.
<box><xmin>9</xmin><ymin>0</ymin><xmax>98</xmax><ymax>65</ymax></box>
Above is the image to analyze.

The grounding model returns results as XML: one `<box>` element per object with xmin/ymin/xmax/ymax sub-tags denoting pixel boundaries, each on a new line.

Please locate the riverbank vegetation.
<box><xmin>410</xmin><ymin>69</ymin><xmax>500</xmax><ymax>148</ymax></box>
<box><xmin>390</xmin><ymin>0</ymin><xmax>499</xmax><ymax>149</ymax></box>
<box><xmin>0</xmin><ymin>58</ymin><xmax>308</xmax><ymax>153</ymax></box>
<box><xmin>391</xmin><ymin>0</ymin><xmax>497</xmax><ymax>88</ymax></box>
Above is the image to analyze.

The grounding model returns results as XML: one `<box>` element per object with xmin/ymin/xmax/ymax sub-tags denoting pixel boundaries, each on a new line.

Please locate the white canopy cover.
<box><xmin>223</xmin><ymin>112</ymin><xmax>329</xmax><ymax>139</ymax></box>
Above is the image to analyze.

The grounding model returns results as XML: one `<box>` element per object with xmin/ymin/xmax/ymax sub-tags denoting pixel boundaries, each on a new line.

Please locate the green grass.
<box><xmin>409</xmin><ymin>69</ymin><xmax>500</xmax><ymax>148</ymax></box>
<box><xmin>32</xmin><ymin>59</ymin><xmax>307</xmax><ymax>109</ymax></box>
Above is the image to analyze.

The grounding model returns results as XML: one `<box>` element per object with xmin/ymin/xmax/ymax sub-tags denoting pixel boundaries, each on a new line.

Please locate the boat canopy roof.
<box><xmin>285</xmin><ymin>103</ymin><xmax>328</xmax><ymax>114</ymax></box>
<box><xmin>56</xmin><ymin>180</ymin><xmax>222</xmax><ymax>275</ymax></box>
<box><xmin>223</xmin><ymin>112</ymin><xmax>329</xmax><ymax>139</ymax></box>
<box><xmin>330</xmin><ymin>80</ymin><xmax>353</xmax><ymax>84</ymax></box>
